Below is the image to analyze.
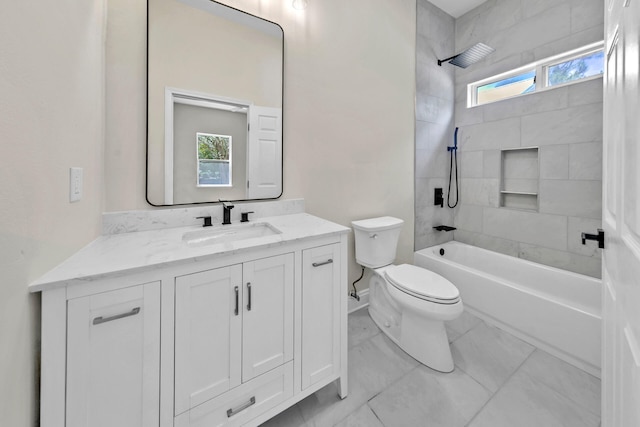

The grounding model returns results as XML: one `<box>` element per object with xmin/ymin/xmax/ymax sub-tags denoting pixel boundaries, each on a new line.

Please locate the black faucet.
<box><xmin>220</xmin><ymin>200</ymin><xmax>234</xmax><ymax>225</ymax></box>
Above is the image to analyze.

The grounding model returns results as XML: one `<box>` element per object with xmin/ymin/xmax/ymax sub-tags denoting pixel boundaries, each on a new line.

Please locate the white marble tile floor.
<box><xmin>260</xmin><ymin>308</ymin><xmax>601</xmax><ymax>427</ymax></box>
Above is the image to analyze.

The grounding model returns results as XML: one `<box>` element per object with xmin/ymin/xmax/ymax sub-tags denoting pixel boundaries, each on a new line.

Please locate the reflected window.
<box><xmin>197</xmin><ymin>133</ymin><xmax>232</xmax><ymax>187</ymax></box>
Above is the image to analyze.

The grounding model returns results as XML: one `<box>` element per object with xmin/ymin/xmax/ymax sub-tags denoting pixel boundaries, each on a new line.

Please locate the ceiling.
<box><xmin>428</xmin><ymin>0</ymin><xmax>488</xmax><ymax>18</ymax></box>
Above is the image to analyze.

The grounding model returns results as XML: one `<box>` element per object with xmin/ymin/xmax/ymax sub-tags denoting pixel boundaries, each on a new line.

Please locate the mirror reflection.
<box><xmin>147</xmin><ymin>0</ymin><xmax>283</xmax><ymax>206</ymax></box>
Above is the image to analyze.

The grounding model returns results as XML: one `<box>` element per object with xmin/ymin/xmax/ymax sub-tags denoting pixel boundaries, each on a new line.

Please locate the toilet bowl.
<box><xmin>352</xmin><ymin>217</ymin><xmax>463</xmax><ymax>372</ymax></box>
<box><xmin>368</xmin><ymin>264</ymin><xmax>463</xmax><ymax>372</ymax></box>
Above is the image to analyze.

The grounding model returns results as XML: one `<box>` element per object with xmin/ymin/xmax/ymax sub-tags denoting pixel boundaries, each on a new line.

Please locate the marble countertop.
<box><xmin>29</xmin><ymin>213</ymin><xmax>349</xmax><ymax>292</ymax></box>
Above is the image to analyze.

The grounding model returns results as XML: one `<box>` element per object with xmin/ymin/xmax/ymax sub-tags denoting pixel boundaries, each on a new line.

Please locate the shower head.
<box><xmin>437</xmin><ymin>43</ymin><xmax>495</xmax><ymax>68</ymax></box>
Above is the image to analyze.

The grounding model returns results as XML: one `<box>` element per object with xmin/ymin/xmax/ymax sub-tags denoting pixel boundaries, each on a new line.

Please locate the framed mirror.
<box><xmin>146</xmin><ymin>0</ymin><xmax>284</xmax><ymax>206</ymax></box>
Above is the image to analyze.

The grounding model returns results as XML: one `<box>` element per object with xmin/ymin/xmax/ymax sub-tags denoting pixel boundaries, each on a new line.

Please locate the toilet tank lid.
<box><xmin>351</xmin><ymin>216</ymin><xmax>404</xmax><ymax>232</ymax></box>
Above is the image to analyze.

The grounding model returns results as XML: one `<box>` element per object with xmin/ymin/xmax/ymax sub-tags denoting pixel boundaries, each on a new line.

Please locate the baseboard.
<box><xmin>347</xmin><ymin>289</ymin><xmax>369</xmax><ymax>314</ymax></box>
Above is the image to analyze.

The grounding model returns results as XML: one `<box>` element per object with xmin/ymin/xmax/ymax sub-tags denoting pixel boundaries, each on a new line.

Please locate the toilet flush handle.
<box><xmin>370</xmin><ymin>233</ymin><xmax>378</xmax><ymax>239</ymax></box>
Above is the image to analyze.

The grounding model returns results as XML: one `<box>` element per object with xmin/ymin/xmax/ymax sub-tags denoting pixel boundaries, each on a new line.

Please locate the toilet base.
<box><xmin>368</xmin><ymin>305</ymin><xmax>455</xmax><ymax>373</ymax></box>
<box><xmin>367</xmin><ymin>267</ymin><xmax>460</xmax><ymax>373</ymax></box>
<box><xmin>400</xmin><ymin>311</ymin><xmax>454</xmax><ymax>372</ymax></box>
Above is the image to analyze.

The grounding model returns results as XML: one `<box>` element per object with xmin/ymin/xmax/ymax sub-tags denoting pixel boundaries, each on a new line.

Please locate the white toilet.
<box><xmin>352</xmin><ymin>216</ymin><xmax>463</xmax><ymax>372</ymax></box>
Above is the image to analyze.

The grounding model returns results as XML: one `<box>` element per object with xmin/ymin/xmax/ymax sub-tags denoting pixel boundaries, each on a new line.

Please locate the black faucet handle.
<box><xmin>196</xmin><ymin>216</ymin><xmax>213</xmax><ymax>227</ymax></box>
<box><xmin>581</xmin><ymin>229</ymin><xmax>605</xmax><ymax>249</ymax></box>
<box><xmin>241</xmin><ymin>211</ymin><xmax>255</xmax><ymax>223</ymax></box>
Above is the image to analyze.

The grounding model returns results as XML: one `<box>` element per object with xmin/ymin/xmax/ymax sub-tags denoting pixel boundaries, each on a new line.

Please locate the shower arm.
<box><xmin>437</xmin><ymin>43</ymin><xmax>495</xmax><ymax>68</ymax></box>
<box><xmin>437</xmin><ymin>55</ymin><xmax>460</xmax><ymax>67</ymax></box>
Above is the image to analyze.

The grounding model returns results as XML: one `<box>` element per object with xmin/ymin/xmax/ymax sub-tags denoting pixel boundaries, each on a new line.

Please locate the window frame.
<box><xmin>467</xmin><ymin>41</ymin><xmax>604</xmax><ymax>108</ymax></box>
<box><xmin>196</xmin><ymin>132</ymin><xmax>233</xmax><ymax>188</ymax></box>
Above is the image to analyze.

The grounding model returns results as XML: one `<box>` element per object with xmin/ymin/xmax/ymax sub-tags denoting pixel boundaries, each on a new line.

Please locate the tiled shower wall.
<box><xmin>415</xmin><ymin>0</ymin><xmax>456</xmax><ymax>250</ymax></box>
<box><xmin>452</xmin><ymin>0</ymin><xmax>604</xmax><ymax>278</ymax></box>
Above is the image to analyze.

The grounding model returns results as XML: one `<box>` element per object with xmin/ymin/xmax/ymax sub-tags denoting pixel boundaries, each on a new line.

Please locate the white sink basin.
<box><xmin>183</xmin><ymin>222</ymin><xmax>282</xmax><ymax>247</ymax></box>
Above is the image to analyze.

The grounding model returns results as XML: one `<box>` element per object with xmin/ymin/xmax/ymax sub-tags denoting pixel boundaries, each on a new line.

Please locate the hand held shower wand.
<box><xmin>447</xmin><ymin>128</ymin><xmax>459</xmax><ymax>208</ymax></box>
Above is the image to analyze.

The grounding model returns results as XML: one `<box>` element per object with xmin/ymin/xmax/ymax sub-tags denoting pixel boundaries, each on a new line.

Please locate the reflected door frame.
<box><xmin>164</xmin><ymin>88</ymin><xmax>250</xmax><ymax>204</ymax></box>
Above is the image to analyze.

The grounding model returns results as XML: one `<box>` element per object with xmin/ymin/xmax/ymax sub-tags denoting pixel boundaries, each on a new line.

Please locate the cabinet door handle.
<box><xmin>312</xmin><ymin>259</ymin><xmax>333</xmax><ymax>267</ymax></box>
<box><xmin>226</xmin><ymin>396</ymin><xmax>256</xmax><ymax>418</ymax></box>
<box><xmin>92</xmin><ymin>307</ymin><xmax>140</xmax><ymax>325</ymax></box>
<box><xmin>234</xmin><ymin>286</ymin><xmax>239</xmax><ymax>316</ymax></box>
<box><xmin>247</xmin><ymin>283</ymin><xmax>252</xmax><ymax>311</ymax></box>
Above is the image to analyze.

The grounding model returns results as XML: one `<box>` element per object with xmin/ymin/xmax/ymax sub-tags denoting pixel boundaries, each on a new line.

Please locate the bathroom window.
<box><xmin>468</xmin><ymin>42</ymin><xmax>604</xmax><ymax>107</ymax></box>
<box><xmin>476</xmin><ymin>70</ymin><xmax>536</xmax><ymax>105</ymax></box>
<box><xmin>545</xmin><ymin>50</ymin><xmax>605</xmax><ymax>87</ymax></box>
<box><xmin>197</xmin><ymin>133</ymin><xmax>232</xmax><ymax>187</ymax></box>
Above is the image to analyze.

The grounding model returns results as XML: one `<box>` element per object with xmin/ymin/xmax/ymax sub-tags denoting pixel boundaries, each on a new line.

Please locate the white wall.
<box><xmin>452</xmin><ymin>0</ymin><xmax>604</xmax><ymax>278</ymax></box>
<box><xmin>106</xmin><ymin>0</ymin><xmax>417</xmax><ymax>285</ymax></box>
<box><xmin>0</xmin><ymin>0</ymin><xmax>106</xmax><ymax>425</ymax></box>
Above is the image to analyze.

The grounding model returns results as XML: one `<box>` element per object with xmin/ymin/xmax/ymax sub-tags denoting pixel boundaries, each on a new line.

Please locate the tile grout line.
<box><xmin>463</xmin><ymin>347</ymin><xmax>537</xmax><ymax>427</ymax></box>
<box><xmin>447</xmin><ymin>317</ymin><xmax>484</xmax><ymax>344</ymax></box>
<box><xmin>364</xmin><ymin>365</ymin><xmax>423</xmax><ymax>427</ymax></box>
<box><xmin>308</xmin><ymin>317</ymin><xmax>411</xmax><ymax>427</ymax></box>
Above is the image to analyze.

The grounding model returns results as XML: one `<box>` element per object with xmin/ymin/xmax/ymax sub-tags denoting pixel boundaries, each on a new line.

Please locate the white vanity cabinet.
<box><xmin>174</xmin><ymin>253</ymin><xmax>294</xmax><ymax>418</ymax></box>
<box><xmin>34</xmin><ymin>213</ymin><xmax>349</xmax><ymax>427</ymax></box>
<box><xmin>65</xmin><ymin>282</ymin><xmax>161</xmax><ymax>427</ymax></box>
<box><xmin>301</xmin><ymin>244</ymin><xmax>343</xmax><ymax>391</ymax></box>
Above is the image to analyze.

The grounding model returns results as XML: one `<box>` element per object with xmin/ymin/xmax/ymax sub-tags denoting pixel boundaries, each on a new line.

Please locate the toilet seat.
<box><xmin>385</xmin><ymin>264</ymin><xmax>460</xmax><ymax>305</ymax></box>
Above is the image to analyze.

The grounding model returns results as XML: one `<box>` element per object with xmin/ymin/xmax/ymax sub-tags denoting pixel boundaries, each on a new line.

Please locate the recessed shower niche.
<box><xmin>500</xmin><ymin>147</ymin><xmax>539</xmax><ymax>211</ymax></box>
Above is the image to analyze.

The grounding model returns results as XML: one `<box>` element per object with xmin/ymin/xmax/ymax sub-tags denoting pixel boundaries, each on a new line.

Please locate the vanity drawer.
<box><xmin>174</xmin><ymin>362</ymin><xmax>293</xmax><ymax>427</ymax></box>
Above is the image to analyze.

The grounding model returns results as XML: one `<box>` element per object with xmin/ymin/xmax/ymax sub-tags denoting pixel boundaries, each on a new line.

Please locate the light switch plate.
<box><xmin>69</xmin><ymin>167</ymin><xmax>83</xmax><ymax>202</ymax></box>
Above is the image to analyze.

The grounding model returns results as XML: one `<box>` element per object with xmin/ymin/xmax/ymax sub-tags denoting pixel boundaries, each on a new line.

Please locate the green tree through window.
<box><xmin>548</xmin><ymin>51</ymin><xmax>604</xmax><ymax>87</ymax></box>
<box><xmin>198</xmin><ymin>134</ymin><xmax>229</xmax><ymax>160</ymax></box>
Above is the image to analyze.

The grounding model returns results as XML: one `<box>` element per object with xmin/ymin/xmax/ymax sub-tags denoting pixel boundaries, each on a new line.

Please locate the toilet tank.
<box><xmin>351</xmin><ymin>217</ymin><xmax>404</xmax><ymax>268</ymax></box>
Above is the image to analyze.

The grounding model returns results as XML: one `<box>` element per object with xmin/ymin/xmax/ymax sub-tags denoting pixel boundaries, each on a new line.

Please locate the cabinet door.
<box><xmin>175</xmin><ymin>265</ymin><xmax>243</xmax><ymax>415</ymax></box>
<box><xmin>66</xmin><ymin>282</ymin><xmax>160</xmax><ymax>427</ymax></box>
<box><xmin>242</xmin><ymin>253</ymin><xmax>294</xmax><ymax>382</ymax></box>
<box><xmin>301</xmin><ymin>244</ymin><xmax>341</xmax><ymax>390</ymax></box>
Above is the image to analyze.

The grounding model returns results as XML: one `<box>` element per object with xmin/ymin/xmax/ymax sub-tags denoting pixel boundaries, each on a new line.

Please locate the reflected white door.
<box><xmin>247</xmin><ymin>106</ymin><xmax>282</xmax><ymax>199</ymax></box>
<box><xmin>602</xmin><ymin>1</ymin><xmax>640</xmax><ymax>425</ymax></box>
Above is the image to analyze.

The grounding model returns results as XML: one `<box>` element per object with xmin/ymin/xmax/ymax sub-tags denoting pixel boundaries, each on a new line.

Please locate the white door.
<box><xmin>66</xmin><ymin>283</ymin><xmax>160</xmax><ymax>427</ymax></box>
<box><xmin>174</xmin><ymin>265</ymin><xmax>243</xmax><ymax>415</ymax></box>
<box><xmin>301</xmin><ymin>244</ymin><xmax>342</xmax><ymax>390</ymax></box>
<box><xmin>247</xmin><ymin>106</ymin><xmax>282</xmax><ymax>199</ymax></box>
<box><xmin>242</xmin><ymin>253</ymin><xmax>294</xmax><ymax>382</ymax></box>
<box><xmin>602</xmin><ymin>1</ymin><xmax>640</xmax><ymax>425</ymax></box>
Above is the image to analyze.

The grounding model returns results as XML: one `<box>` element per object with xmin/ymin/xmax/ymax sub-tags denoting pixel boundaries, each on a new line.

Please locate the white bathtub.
<box><xmin>414</xmin><ymin>241</ymin><xmax>602</xmax><ymax>377</ymax></box>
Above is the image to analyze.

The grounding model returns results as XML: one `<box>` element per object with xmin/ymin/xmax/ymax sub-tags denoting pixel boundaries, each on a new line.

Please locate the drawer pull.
<box><xmin>312</xmin><ymin>259</ymin><xmax>333</xmax><ymax>267</ymax></box>
<box><xmin>226</xmin><ymin>396</ymin><xmax>256</xmax><ymax>418</ymax></box>
<box><xmin>247</xmin><ymin>283</ymin><xmax>252</xmax><ymax>311</ymax></box>
<box><xmin>92</xmin><ymin>307</ymin><xmax>140</xmax><ymax>325</ymax></box>
<box><xmin>234</xmin><ymin>286</ymin><xmax>239</xmax><ymax>316</ymax></box>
